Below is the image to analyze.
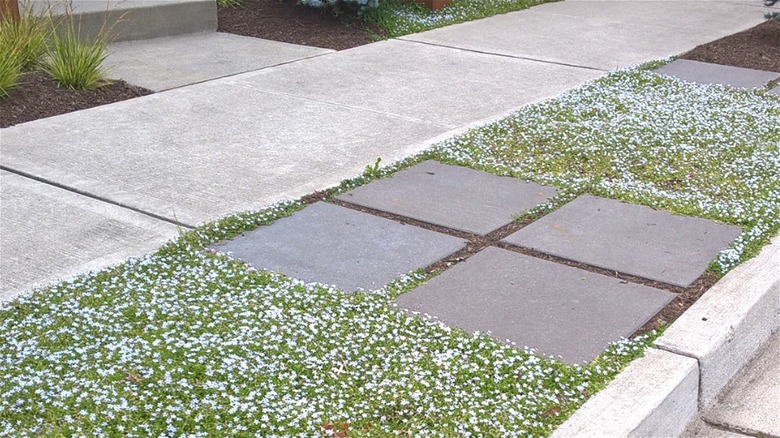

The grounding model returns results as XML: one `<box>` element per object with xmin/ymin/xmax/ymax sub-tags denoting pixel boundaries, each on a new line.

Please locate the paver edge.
<box><xmin>551</xmin><ymin>233</ymin><xmax>780</xmax><ymax>437</ymax></box>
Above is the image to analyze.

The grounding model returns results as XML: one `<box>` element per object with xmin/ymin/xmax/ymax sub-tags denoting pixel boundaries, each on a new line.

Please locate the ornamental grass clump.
<box><xmin>0</xmin><ymin>9</ymin><xmax>48</xmax><ymax>71</ymax></box>
<box><xmin>41</xmin><ymin>19</ymin><xmax>110</xmax><ymax>90</ymax></box>
<box><xmin>0</xmin><ymin>5</ymin><xmax>48</xmax><ymax>97</ymax></box>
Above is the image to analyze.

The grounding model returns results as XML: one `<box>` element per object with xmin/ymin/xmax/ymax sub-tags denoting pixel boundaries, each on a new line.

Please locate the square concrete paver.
<box><xmin>396</xmin><ymin>247</ymin><xmax>674</xmax><ymax>363</ymax></box>
<box><xmin>337</xmin><ymin>161</ymin><xmax>557</xmax><ymax>235</ymax></box>
<box><xmin>770</xmin><ymin>86</ymin><xmax>780</xmax><ymax>96</ymax></box>
<box><xmin>503</xmin><ymin>195</ymin><xmax>742</xmax><ymax>287</ymax></box>
<box><xmin>211</xmin><ymin>202</ymin><xmax>465</xmax><ymax>292</ymax></box>
<box><xmin>654</xmin><ymin>59</ymin><xmax>780</xmax><ymax>89</ymax></box>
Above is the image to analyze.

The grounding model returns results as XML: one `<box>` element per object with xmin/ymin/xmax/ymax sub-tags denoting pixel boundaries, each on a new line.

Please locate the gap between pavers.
<box><xmin>551</xmin><ymin>234</ymin><xmax>780</xmax><ymax>436</ymax></box>
<box><xmin>503</xmin><ymin>195</ymin><xmax>742</xmax><ymax>288</ymax></box>
<box><xmin>106</xmin><ymin>32</ymin><xmax>334</xmax><ymax>92</ymax></box>
<box><xmin>0</xmin><ymin>170</ymin><xmax>179</xmax><ymax>304</ymax></box>
<box><xmin>395</xmin><ymin>246</ymin><xmax>674</xmax><ymax>364</ymax></box>
<box><xmin>654</xmin><ymin>59</ymin><xmax>780</xmax><ymax>89</ymax></box>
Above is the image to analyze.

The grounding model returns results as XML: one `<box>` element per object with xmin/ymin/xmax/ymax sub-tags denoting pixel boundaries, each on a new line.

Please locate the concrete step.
<box><xmin>24</xmin><ymin>0</ymin><xmax>217</xmax><ymax>42</ymax></box>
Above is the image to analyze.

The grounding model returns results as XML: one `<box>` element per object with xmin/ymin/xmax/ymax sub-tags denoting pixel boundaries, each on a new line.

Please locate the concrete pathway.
<box><xmin>0</xmin><ymin>1</ymin><xmax>765</xmax><ymax>299</ymax></box>
<box><xmin>0</xmin><ymin>171</ymin><xmax>178</xmax><ymax>303</ymax></box>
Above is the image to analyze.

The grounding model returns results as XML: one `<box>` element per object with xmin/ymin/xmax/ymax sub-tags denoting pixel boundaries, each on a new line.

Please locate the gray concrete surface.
<box><xmin>680</xmin><ymin>418</ymin><xmax>750</xmax><ymax>438</ymax></box>
<box><xmin>25</xmin><ymin>0</ymin><xmax>217</xmax><ymax>42</ymax></box>
<box><xmin>503</xmin><ymin>195</ymin><xmax>742</xmax><ymax>287</ymax></box>
<box><xmin>107</xmin><ymin>33</ymin><xmax>333</xmax><ymax>91</ymax></box>
<box><xmin>0</xmin><ymin>40</ymin><xmax>599</xmax><ymax>228</ymax></box>
<box><xmin>770</xmin><ymin>86</ymin><xmax>780</xmax><ymax>96</ymax></box>
<box><xmin>396</xmin><ymin>247</ymin><xmax>673</xmax><ymax>363</ymax></box>
<box><xmin>337</xmin><ymin>161</ymin><xmax>557</xmax><ymax>235</ymax></box>
<box><xmin>0</xmin><ymin>79</ymin><xmax>447</xmax><ymax>228</ymax></box>
<box><xmin>656</xmin><ymin>234</ymin><xmax>780</xmax><ymax>408</ymax></box>
<box><xmin>211</xmin><ymin>202</ymin><xmax>465</xmax><ymax>292</ymax></box>
<box><xmin>235</xmin><ymin>39</ymin><xmax>602</xmax><ymax>128</ymax></box>
<box><xmin>551</xmin><ymin>348</ymin><xmax>699</xmax><ymax>437</ymax></box>
<box><xmin>705</xmin><ymin>331</ymin><xmax>780</xmax><ymax>437</ymax></box>
<box><xmin>654</xmin><ymin>59</ymin><xmax>780</xmax><ymax>89</ymax></box>
<box><xmin>401</xmin><ymin>1</ymin><xmax>764</xmax><ymax>71</ymax></box>
<box><xmin>0</xmin><ymin>170</ymin><xmax>178</xmax><ymax>304</ymax></box>
<box><xmin>682</xmin><ymin>418</ymin><xmax>749</xmax><ymax>438</ymax></box>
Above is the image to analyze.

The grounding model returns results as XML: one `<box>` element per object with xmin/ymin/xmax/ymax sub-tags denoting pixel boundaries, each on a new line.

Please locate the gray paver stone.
<box><xmin>337</xmin><ymin>161</ymin><xmax>557</xmax><ymax>235</ymax></box>
<box><xmin>770</xmin><ymin>86</ymin><xmax>780</xmax><ymax>96</ymax></box>
<box><xmin>654</xmin><ymin>59</ymin><xmax>780</xmax><ymax>89</ymax></box>
<box><xmin>395</xmin><ymin>247</ymin><xmax>674</xmax><ymax>363</ymax></box>
<box><xmin>211</xmin><ymin>202</ymin><xmax>465</xmax><ymax>292</ymax></box>
<box><xmin>503</xmin><ymin>195</ymin><xmax>742</xmax><ymax>287</ymax></box>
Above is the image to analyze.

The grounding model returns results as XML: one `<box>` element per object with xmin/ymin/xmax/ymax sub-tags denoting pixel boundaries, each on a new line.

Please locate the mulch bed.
<box><xmin>217</xmin><ymin>0</ymin><xmax>383</xmax><ymax>51</ymax></box>
<box><xmin>0</xmin><ymin>71</ymin><xmax>152</xmax><ymax>128</ymax></box>
<box><xmin>681</xmin><ymin>20</ymin><xmax>780</xmax><ymax>72</ymax></box>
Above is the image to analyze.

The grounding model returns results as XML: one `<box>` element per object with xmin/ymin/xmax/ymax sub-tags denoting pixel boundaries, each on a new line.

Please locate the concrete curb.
<box><xmin>551</xmin><ymin>348</ymin><xmax>699</xmax><ymax>438</ymax></box>
<box><xmin>551</xmin><ymin>234</ymin><xmax>780</xmax><ymax>436</ymax></box>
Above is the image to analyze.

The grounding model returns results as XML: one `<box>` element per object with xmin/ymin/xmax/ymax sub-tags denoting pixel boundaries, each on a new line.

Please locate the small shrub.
<box><xmin>298</xmin><ymin>0</ymin><xmax>380</xmax><ymax>12</ymax></box>
<box><xmin>42</xmin><ymin>23</ymin><xmax>109</xmax><ymax>90</ymax></box>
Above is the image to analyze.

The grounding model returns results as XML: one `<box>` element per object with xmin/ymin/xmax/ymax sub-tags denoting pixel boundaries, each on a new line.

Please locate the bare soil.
<box><xmin>0</xmin><ymin>71</ymin><xmax>151</xmax><ymax>128</ymax></box>
<box><xmin>681</xmin><ymin>20</ymin><xmax>780</xmax><ymax>72</ymax></box>
<box><xmin>217</xmin><ymin>0</ymin><xmax>383</xmax><ymax>51</ymax></box>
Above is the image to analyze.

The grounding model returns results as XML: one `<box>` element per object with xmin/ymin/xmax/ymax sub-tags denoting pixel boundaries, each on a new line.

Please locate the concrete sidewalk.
<box><xmin>0</xmin><ymin>0</ymin><xmax>765</xmax><ymax>300</ymax></box>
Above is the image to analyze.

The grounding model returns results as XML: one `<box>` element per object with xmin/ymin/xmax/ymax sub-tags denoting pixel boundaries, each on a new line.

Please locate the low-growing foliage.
<box><xmin>364</xmin><ymin>0</ymin><xmax>552</xmax><ymax>38</ymax></box>
<box><xmin>427</xmin><ymin>69</ymin><xmax>780</xmax><ymax>275</ymax></box>
<box><xmin>0</xmin><ymin>236</ymin><xmax>658</xmax><ymax>436</ymax></box>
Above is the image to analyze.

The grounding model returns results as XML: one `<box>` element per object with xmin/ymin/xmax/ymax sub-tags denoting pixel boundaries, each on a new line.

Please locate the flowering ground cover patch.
<box><xmin>426</xmin><ymin>68</ymin><xmax>780</xmax><ymax>275</ymax></box>
<box><xmin>1</xmin><ymin>68</ymin><xmax>777</xmax><ymax>436</ymax></box>
<box><xmin>364</xmin><ymin>0</ymin><xmax>552</xmax><ymax>39</ymax></box>
<box><xmin>0</xmin><ymin>237</ymin><xmax>653</xmax><ymax>436</ymax></box>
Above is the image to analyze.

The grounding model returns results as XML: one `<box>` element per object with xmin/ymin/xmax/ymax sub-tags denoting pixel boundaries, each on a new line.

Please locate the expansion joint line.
<box><xmin>0</xmin><ymin>165</ymin><xmax>193</xmax><ymax>229</ymax></box>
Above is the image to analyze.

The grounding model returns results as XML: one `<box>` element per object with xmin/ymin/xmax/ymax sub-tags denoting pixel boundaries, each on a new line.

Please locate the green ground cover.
<box><xmin>1</xmin><ymin>68</ymin><xmax>778</xmax><ymax>436</ymax></box>
<box><xmin>364</xmin><ymin>0</ymin><xmax>553</xmax><ymax>39</ymax></box>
